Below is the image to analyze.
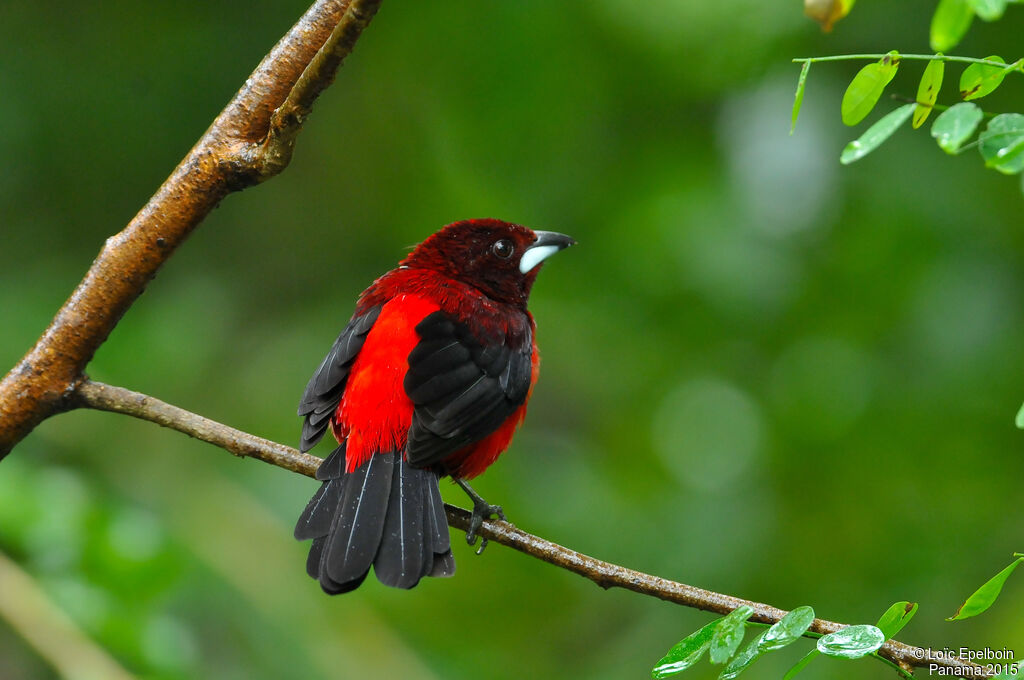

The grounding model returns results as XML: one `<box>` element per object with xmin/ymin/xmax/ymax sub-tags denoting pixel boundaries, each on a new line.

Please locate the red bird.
<box><xmin>294</xmin><ymin>219</ymin><xmax>575</xmax><ymax>593</ymax></box>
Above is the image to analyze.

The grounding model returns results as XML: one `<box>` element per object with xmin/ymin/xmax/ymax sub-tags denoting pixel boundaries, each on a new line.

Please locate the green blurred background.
<box><xmin>2</xmin><ymin>1</ymin><xmax>1022</xmax><ymax>678</ymax></box>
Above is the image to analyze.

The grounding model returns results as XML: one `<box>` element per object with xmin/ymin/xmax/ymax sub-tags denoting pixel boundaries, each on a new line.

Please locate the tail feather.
<box><xmin>315</xmin><ymin>444</ymin><xmax>346</xmax><ymax>480</ymax></box>
<box><xmin>321</xmin><ymin>451</ymin><xmax>393</xmax><ymax>592</ymax></box>
<box><xmin>295</xmin><ymin>443</ymin><xmax>456</xmax><ymax>594</ymax></box>
<box><xmin>305</xmin><ymin>536</ymin><xmax>325</xmax><ymax>578</ymax></box>
<box><xmin>424</xmin><ymin>471</ymin><xmax>455</xmax><ymax>578</ymax></box>
<box><xmin>374</xmin><ymin>459</ymin><xmax>428</xmax><ymax>588</ymax></box>
<box><xmin>294</xmin><ymin>477</ymin><xmax>342</xmax><ymax>541</ymax></box>
<box><xmin>429</xmin><ymin>548</ymin><xmax>457</xmax><ymax>578</ymax></box>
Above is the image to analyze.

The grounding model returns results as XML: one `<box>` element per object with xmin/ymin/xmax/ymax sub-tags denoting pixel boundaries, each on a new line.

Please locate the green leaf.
<box><xmin>783</xmin><ymin>649</ymin><xmax>820</xmax><ymax>680</ymax></box>
<box><xmin>931</xmin><ymin>0</ymin><xmax>975</xmax><ymax>51</ymax></box>
<box><xmin>792</xmin><ymin>61</ymin><xmax>811</xmax><ymax>135</ymax></box>
<box><xmin>761</xmin><ymin>606</ymin><xmax>815</xmax><ymax>652</ymax></box>
<box><xmin>717</xmin><ymin>608</ymin><xmax>816</xmax><ymax>679</ymax></box>
<box><xmin>967</xmin><ymin>0</ymin><xmax>1008</xmax><ymax>20</ymax></box>
<box><xmin>913</xmin><ymin>58</ymin><xmax>945</xmax><ymax>129</ymax></box>
<box><xmin>930</xmin><ymin>102</ymin><xmax>984</xmax><ymax>154</ymax></box>
<box><xmin>979</xmin><ymin>113</ymin><xmax>1024</xmax><ymax>174</ymax></box>
<box><xmin>1016</xmin><ymin>401</ymin><xmax>1024</xmax><ymax>428</ymax></box>
<box><xmin>841</xmin><ymin>51</ymin><xmax>900</xmax><ymax>126</ymax></box>
<box><xmin>947</xmin><ymin>555</ymin><xmax>1024</xmax><ymax>621</ymax></box>
<box><xmin>875</xmin><ymin>601</ymin><xmax>918</xmax><ymax>640</ymax></box>
<box><xmin>840</xmin><ymin>104</ymin><xmax>915</xmax><ymax>165</ymax></box>
<box><xmin>718</xmin><ymin>631</ymin><xmax>768</xmax><ymax>680</ymax></box>
<box><xmin>984</xmin><ymin>137</ymin><xmax>1024</xmax><ymax>173</ymax></box>
<box><xmin>710</xmin><ymin>606</ymin><xmax>753</xmax><ymax>664</ymax></box>
<box><xmin>816</xmin><ymin>625</ymin><xmax>885</xmax><ymax>659</ymax></box>
<box><xmin>652</xmin><ymin>619</ymin><xmax>721</xmax><ymax>678</ymax></box>
<box><xmin>959</xmin><ymin>55</ymin><xmax>1008</xmax><ymax>100</ymax></box>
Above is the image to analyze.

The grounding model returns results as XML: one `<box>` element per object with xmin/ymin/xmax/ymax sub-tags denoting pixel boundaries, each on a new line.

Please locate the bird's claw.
<box><xmin>465</xmin><ymin>500</ymin><xmax>506</xmax><ymax>555</ymax></box>
<box><xmin>455</xmin><ymin>478</ymin><xmax>507</xmax><ymax>555</ymax></box>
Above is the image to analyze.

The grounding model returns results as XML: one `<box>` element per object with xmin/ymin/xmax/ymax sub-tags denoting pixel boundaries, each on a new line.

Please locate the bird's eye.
<box><xmin>491</xmin><ymin>239</ymin><xmax>514</xmax><ymax>259</ymax></box>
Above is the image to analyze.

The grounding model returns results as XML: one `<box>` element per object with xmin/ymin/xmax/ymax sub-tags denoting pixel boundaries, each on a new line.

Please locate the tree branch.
<box><xmin>73</xmin><ymin>379</ymin><xmax>987</xmax><ymax>678</ymax></box>
<box><xmin>74</xmin><ymin>381</ymin><xmax>322</xmax><ymax>477</ymax></box>
<box><xmin>0</xmin><ymin>548</ymin><xmax>137</xmax><ymax>680</ymax></box>
<box><xmin>0</xmin><ymin>0</ymin><xmax>382</xmax><ymax>460</ymax></box>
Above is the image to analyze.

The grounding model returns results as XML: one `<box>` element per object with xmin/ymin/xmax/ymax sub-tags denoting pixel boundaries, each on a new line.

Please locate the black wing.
<box><xmin>297</xmin><ymin>305</ymin><xmax>382</xmax><ymax>452</ymax></box>
<box><xmin>403</xmin><ymin>311</ymin><xmax>533</xmax><ymax>468</ymax></box>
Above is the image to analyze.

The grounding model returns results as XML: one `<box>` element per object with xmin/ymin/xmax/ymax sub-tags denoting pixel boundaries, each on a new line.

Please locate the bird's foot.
<box><xmin>456</xmin><ymin>479</ymin><xmax>507</xmax><ymax>555</ymax></box>
<box><xmin>467</xmin><ymin>499</ymin><xmax>506</xmax><ymax>555</ymax></box>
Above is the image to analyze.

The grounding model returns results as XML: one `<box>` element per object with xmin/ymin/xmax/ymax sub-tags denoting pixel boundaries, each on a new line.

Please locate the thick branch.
<box><xmin>0</xmin><ymin>0</ymin><xmax>382</xmax><ymax>460</ymax></box>
<box><xmin>73</xmin><ymin>379</ymin><xmax>986</xmax><ymax>678</ymax></box>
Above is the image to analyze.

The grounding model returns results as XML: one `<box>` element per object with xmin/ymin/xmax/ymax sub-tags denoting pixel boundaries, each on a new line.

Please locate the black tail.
<box><xmin>294</xmin><ymin>443</ymin><xmax>456</xmax><ymax>594</ymax></box>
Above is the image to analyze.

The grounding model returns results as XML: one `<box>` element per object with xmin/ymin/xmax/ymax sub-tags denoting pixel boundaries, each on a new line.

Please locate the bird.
<box><xmin>293</xmin><ymin>219</ymin><xmax>575</xmax><ymax>594</ymax></box>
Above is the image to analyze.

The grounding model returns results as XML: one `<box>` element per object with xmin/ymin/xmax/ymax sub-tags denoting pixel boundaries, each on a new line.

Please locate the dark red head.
<box><xmin>401</xmin><ymin>219</ymin><xmax>575</xmax><ymax>308</ymax></box>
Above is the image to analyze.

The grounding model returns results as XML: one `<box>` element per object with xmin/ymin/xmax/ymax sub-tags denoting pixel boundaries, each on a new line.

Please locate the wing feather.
<box><xmin>297</xmin><ymin>305</ymin><xmax>382</xmax><ymax>452</ymax></box>
<box><xmin>404</xmin><ymin>311</ymin><xmax>533</xmax><ymax>468</ymax></box>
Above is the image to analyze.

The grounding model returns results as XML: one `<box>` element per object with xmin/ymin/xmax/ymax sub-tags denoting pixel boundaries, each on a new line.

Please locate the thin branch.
<box><xmin>0</xmin><ymin>0</ymin><xmax>382</xmax><ymax>460</ymax></box>
<box><xmin>74</xmin><ymin>381</ymin><xmax>321</xmax><ymax>477</ymax></box>
<box><xmin>887</xmin><ymin>93</ymin><xmax>999</xmax><ymax>128</ymax></box>
<box><xmin>0</xmin><ymin>548</ymin><xmax>137</xmax><ymax>680</ymax></box>
<box><xmin>73</xmin><ymin>379</ymin><xmax>988</xmax><ymax>678</ymax></box>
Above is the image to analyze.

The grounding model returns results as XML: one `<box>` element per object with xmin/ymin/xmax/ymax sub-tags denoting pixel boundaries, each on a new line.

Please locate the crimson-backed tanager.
<box><xmin>294</xmin><ymin>219</ymin><xmax>575</xmax><ymax>594</ymax></box>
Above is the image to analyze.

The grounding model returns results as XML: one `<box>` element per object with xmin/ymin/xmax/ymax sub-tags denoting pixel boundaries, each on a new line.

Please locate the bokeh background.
<box><xmin>2</xmin><ymin>1</ymin><xmax>1022</xmax><ymax>678</ymax></box>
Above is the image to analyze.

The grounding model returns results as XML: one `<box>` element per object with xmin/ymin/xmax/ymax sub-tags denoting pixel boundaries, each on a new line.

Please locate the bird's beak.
<box><xmin>519</xmin><ymin>230</ymin><xmax>577</xmax><ymax>274</ymax></box>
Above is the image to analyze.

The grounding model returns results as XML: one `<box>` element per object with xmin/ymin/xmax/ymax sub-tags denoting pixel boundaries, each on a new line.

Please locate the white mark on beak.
<box><xmin>519</xmin><ymin>245</ymin><xmax>560</xmax><ymax>274</ymax></box>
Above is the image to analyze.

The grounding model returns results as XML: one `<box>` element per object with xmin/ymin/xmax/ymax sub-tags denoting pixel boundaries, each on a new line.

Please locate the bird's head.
<box><xmin>402</xmin><ymin>219</ymin><xmax>575</xmax><ymax>308</ymax></box>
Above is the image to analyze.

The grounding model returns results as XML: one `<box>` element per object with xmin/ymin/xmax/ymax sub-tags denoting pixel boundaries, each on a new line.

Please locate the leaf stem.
<box><xmin>746</xmin><ymin>620</ymin><xmax>823</xmax><ymax>640</ymax></box>
<box><xmin>956</xmin><ymin>140</ymin><xmax>981</xmax><ymax>154</ymax></box>
<box><xmin>888</xmin><ymin>94</ymin><xmax>998</xmax><ymax>119</ymax></box>
<box><xmin>794</xmin><ymin>54</ymin><xmax>1021</xmax><ymax>72</ymax></box>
